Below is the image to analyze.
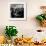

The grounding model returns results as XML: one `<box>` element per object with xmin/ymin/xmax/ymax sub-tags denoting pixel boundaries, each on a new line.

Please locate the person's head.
<box><xmin>40</xmin><ymin>6</ymin><xmax>46</xmax><ymax>14</ymax></box>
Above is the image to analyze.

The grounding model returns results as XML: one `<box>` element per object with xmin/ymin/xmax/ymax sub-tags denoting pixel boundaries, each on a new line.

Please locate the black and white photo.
<box><xmin>9</xmin><ymin>2</ymin><xmax>26</xmax><ymax>20</ymax></box>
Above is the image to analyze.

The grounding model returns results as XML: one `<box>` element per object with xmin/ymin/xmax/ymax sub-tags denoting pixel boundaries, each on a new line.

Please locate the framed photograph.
<box><xmin>8</xmin><ymin>2</ymin><xmax>26</xmax><ymax>21</ymax></box>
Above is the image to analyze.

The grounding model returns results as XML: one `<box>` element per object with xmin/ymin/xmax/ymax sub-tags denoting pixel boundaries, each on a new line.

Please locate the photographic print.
<box><xmin>9</xmin><ymin>2</ymin><xmax>26</xmax><ymax>20</ymax></box>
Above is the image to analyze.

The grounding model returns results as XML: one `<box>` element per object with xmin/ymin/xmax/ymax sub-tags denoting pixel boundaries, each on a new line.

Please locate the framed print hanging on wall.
<box><xmin>8</xmin><ymin>2</ymin><xmax>26</xmax><ymax>21</ymax></box>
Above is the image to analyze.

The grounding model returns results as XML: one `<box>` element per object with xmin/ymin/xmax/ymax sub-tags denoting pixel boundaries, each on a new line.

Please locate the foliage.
<box><xmin>36</xmin><ymin>14</ymin><xmax>46</xmax><ymax>21</ymax></box>
<box><xmin>5</xmin><ymin>26</ymin><xmax>18</xmax><ymax>39</ymax></box>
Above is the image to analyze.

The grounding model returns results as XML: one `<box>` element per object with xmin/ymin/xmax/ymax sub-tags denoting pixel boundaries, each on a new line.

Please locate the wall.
<box><xmin>0</xmin><ymin>0</ymin><xmax>46</xmax><ymax>39</ymax></box>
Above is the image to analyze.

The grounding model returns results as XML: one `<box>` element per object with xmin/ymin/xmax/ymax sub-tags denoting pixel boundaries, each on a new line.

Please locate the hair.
<box><xmin>40</xmin><ymin>6</ymin><xmax>46</xmax><ymax>9</ymax></box>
